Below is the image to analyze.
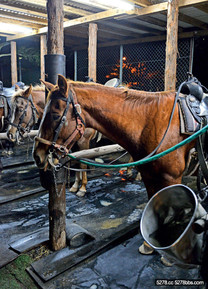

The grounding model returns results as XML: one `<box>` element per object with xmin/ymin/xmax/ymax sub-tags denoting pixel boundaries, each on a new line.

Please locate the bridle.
<box><xmin>35</xmin><ymin>86</ymin><xmax>85</xmax><ymax>158</ymax></box>
<box><xmin>9</xmin><ymin>94</ymin><xmax>39</xmax><ymax>136</ymax></box>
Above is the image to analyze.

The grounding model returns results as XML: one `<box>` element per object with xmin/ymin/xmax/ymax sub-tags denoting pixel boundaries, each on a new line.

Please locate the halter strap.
<box><xmin>9</xmin><ymin>94</ymin><xmax>39</xmax><ymax>133</ymax></box>
<box><xmin>35</xmin><ymin>86</ymin><xmax>85</xmax><ymax>155</ymax></box>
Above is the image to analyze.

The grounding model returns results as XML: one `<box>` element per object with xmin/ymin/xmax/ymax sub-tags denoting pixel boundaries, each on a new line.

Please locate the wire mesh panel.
<box><xmin>97</xmin><ymin>46</ymin><xmax>120</xmax><ymax>84</ymax></box>
<box><xmin>123</xmin><ymin>41</ymin><xmax>166</xmax><ymax>91</ymax></box>
<box><xmin>176</xmin><ymin>39</ymin><xmax>191</xmax><ymax>89</ymax></box>
<box><xmin>122</xmin><ymin>39</ymin><xmax>190</xmax><ymax>91</ymax></box>
<box><xmin>77</xmin><ymin>50</ymin><xmax>88</xmax><ymax>82</ymax></box>
<box><xmin>76</xmin><ymin>38</ymin><xmax>191</xmax><ymax>90</ymax></box>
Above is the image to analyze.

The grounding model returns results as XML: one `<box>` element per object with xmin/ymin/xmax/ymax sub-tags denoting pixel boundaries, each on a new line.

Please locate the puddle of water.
<box><xmin>101</xmin><ymin>218</ymin><xmax>124</xmax><ymax>229</ymax></box>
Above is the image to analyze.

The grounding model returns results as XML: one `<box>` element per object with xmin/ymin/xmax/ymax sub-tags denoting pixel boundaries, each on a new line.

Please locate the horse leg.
<box><xmin>69</xmin><ymin>171</ymin><xmax>81</xmax><ymax>193</ymax></box>
<box><xmin>126</xmin><ymin>156</ymin><xmax>142</xmax><ymax>181</ymax></box>
<box><xmin>76</xmin><ymin>163</ymin><xmax>88</xmax><ymax>197</ymax></box>
<box><xmin>7</xmin><ymin>141</ymin><xmax>14</xmax><ymax>155</ymax></box>
<box><xmin>126</xmin><ymin>156</ymin><xmax>133</xmax><ymax>177</ymax></box>
<box><xmin>135</xmin><ymin>170</ymin><xmax>142</xmax><ymax>181</ymax></box>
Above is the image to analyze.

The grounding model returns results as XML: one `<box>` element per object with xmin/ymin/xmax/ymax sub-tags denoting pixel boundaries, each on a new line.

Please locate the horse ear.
<box><xmin>40</xmin><ymin>79</ymin><xmax>54</xmax><ymax>92</ymax></box>
<box><xmin>24</xmin><ymin>84</ymin><xmax>32</xmax><ymax>97</ymax></box>
<box><xmin>15</xmin><ymin>84</ymin><xmax>20</xmax><ymax>91</ymax></box>
<box><xmin>58</xmin><ymin>74</ymin><xmax>68</xmax><ymax>95</ymax></box>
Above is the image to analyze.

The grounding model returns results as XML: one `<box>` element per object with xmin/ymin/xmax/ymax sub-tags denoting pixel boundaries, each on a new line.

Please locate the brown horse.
<box><xmin>7</xmin><ymin>83</ymin><xmax>99</xmax><ymax>196</ymax></box>
<box><xmin>7</xmin><ymin>84</ymin><xmax>45</xmax><ymax>142</ymax></box>
<box><xmin>33</xmin><ymin>75</ymin><xmax>195</xmax><ymax>200</ymax></box>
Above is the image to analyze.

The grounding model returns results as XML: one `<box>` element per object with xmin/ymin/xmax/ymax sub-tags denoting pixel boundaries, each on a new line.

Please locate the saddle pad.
<box><xmin>178</xmin><ymin>95</ymin><xmax>200</xmax><ymax>135</ymax></box>
<box><xmin>0</xmin><ymin>95</ymin><xmax>5</xmax><ymax>108</ymax></box>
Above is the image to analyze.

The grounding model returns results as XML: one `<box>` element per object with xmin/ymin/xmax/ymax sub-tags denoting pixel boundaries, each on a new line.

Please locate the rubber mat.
<box><xmin>29</xmin><ymin>195</ymin><xmax>144</xmax><ymax>282</ymax></box>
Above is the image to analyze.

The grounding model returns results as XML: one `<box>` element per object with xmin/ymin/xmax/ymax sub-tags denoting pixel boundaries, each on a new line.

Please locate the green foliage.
<box><xmin>18</xmin><ymin>46</ymin><xmax>40</xmax><ymax>66</ymax></box>
<box><xmin>0</xmin><ymin>255</ymin><xmax>37</xmax><ymax>289</ymax></box>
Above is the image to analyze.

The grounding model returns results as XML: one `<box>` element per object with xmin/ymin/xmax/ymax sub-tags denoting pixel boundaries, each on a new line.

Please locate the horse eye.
<box><xmin>54</xmin><ymin>101</ymin><xmax>60</xmax><ymax>110</ymax></box>
<box><xmin>51</xmin><ymin>113</ymin><xmax>61</xmax><ymax>121</ymax></box>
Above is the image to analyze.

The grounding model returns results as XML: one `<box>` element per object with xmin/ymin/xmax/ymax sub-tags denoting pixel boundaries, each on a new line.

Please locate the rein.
<box><xmin>35</xmin><ymin>87</ymin><xmax>85</xmax><ymax>155</ymax></box>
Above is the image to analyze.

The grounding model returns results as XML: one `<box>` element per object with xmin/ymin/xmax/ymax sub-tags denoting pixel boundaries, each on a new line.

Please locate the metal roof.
<box><xmin>0</xmin><ymin>0</ymin><xmax>208</xmax><ymax>49</ymax></box>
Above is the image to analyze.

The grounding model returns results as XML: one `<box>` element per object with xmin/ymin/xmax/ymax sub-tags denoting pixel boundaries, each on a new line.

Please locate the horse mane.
<box><xmin>70</xmin><ymin>80</ymin><xmax>175</xmax><ymax>106</ymax></box>
<box><xmin>33</xmin><ymin>84</ymin><xmax>45</xmax><ymax>91</ymax></box>
<box><xmin>12</xmin><ymin>84</ymin><xmax>45</xmax><ymax>103</ymax></box>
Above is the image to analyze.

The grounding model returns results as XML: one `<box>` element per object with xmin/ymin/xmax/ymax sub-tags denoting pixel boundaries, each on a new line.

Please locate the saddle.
<box><xmin>178</xmin><ymin>79</ymin><xmax>208</xmax><ymax>135</ymax></box>
<box><xmin>0</xmin><ymin>81</ymin><xmax>25</xmax><ymax>120</ymax></box>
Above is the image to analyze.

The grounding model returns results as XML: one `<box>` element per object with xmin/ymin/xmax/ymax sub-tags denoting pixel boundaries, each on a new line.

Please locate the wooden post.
<box><xmin>88</xmin><ymin>23</ymin><xmax>97</xmax><ymax>82</ymax></box>
<box><xmin>47</xmin><ymin>0</ymin><xmax>64</xmax><ymax>55</ymax></box>
<box><xmin>46</xmin><ymin>0</ymin><xmax>66</xmax><ymax>251</ymax></box>
<box><xmin>11</xmin><ymin>41</ymin><xmax>17</xmax><ymax>86</ymax></box>
<box><xmin>40</xmin><ymin>35</ymin><xmax>47</xmax><ymax>81</ymax></box>
<box><xmin>164</xmin><ymin>0</ymin><xmax>179</xmax><ymax>91</ymax></box>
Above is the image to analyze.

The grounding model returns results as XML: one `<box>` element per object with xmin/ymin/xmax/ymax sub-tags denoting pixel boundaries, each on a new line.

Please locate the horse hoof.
<box><xmin>138</xmin><ymin>241</ymin><xmax>154</xmax><ymax>255</ymax></box>
<box><xmin>126</xmin><ymin>172</ymin><xmax>133</xmax><ymax>178</ymax></box>
<box><xmin>135</xmin><ymin>173</ymin><xmax>142</xmax><ymax>181</ymax></box>
<box><xmin>69</xmin><ymin>187</ymin><xmax>78</xmax><ymax>193</ymax></box>
<box><xmin>160</xmin><ymin>256</ymin><xmax>174</xmax><ymax>267</ymax></box>
<box><xmin>76</xmin><ymin>190</ymin><xmax>86</xmax><ymax>197</ymax></box>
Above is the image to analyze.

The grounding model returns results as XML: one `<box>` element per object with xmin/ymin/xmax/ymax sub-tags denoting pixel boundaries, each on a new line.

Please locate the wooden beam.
<box><xmin>10</xmin><ymin>41</ymin><xmax>17</xmax><ymax>85</ymax></box>
<box><xmin>0</xmin><ymin>15</ymin><xmax>45</xmax><ymax>29</ymax></box>
<box><xmin>132</xmin><ymin>0</ymin><xmax>208</xmax><ymax>16</ymax></box>
<box><xmin>195</xmin><ymin>2</ymin><xmax>208</xmax><ymax>13</ymax></box>
<box><xmin>0</xmin><ymin>130</ymin><xmax>38</xmax><ymax>140</ymax></box>
<box><xmin>179</xmin><ymin>12</ymin><xmax>208</xmax><ymax>30</ymax></box>
<box><xmin>6</xmin><ymin>0</ymin><xmax>208</xmax><ymax>41</ymax></box>
<box><xmin>0</xmin><ymin>4</ymin><xmax>48</xmax><ymax>18</ymax></box>
<box><xmin>39</xmin><ymin>8</ymin><xmax>133</xmax><ymax>34</ymax></box>
<box><xmin>88</xmin><ymin>23</ymin><xmax>97</xmax><ymax>82</ymax></box>
<box><xmin>165</xmin><ymin>0</ymin><xmax>179</xmax><ymax>91</ymax></box>
<box><xmin>95</xmin><ymin>29</ymin><xmax>208</xmax><ymax>49</ymax></box>
<box><xmin>0</xmin><ymin>3</ymin><xmax>74</xmax><ymax>23</ymax></box>
<box><xmin>179</xmin><ymin>0</ymin><xmax>208</xmax><ymax>8</ymax></box>
<box><xmin>40</xmin><ymin>34</ymin><xmax>47</xmax><ymax>80</ymax></box>
<box><xmin>8</xmin><ymin>0</ymin><xmax>90</xmax><ymax>16</ymax></box>
<box><xmin>70</xmin><ymin>144</ymin><xmax>125</xmax><ymax>159</ymax></box>
<box><xmin>0</xmin><ymin>9</ymin><xmax>48</xmax><ymax>24</ymax></box>
<box><xmin>128</xmin><ymin>0</ymin><xmax>151</xmax><ymax>7</ymax></box>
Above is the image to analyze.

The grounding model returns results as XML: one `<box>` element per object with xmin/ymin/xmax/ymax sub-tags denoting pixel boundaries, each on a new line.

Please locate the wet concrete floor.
<box><xmin>0</xmin><ymin>142</ymin><xmax>206</xmax><ymax>288</ymax></box>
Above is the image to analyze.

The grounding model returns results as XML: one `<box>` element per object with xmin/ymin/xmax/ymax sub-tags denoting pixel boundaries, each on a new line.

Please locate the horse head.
<box><xmin>33</xmin><ymin>74</ymin><xmax>85</xmax><ymax>170</ymax></box>
<box><xmin>7</xmin><ymin>84</ymin><xmax>36</xmax><ymax>142</ymax></box>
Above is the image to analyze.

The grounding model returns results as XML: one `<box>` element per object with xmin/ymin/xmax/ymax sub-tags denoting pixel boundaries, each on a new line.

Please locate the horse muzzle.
<box><xmin>33</xmin><ymin>148</ymin><xmax>59</xmax><ymax>171</ymax></box>
<box><xmin>7</xmin><ymin>131</ymin><xmax>16</xmax><ymax>143</ymax></box>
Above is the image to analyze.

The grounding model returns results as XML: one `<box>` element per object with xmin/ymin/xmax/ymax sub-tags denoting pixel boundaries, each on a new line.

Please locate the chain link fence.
<box><xmin>76</xmin><ymin>38</ymin><xmax>191</xmax><ymax>91</ymax></box>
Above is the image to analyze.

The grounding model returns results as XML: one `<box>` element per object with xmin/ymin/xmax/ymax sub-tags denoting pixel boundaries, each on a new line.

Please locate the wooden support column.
<box><xmin>40</xmin><ymin>35</ymin><xmax>47</xmax><ymax>81</ymax></box>
<box><xmin>46</xmin><ymin>0</ymin><xmax>66</xmax><ymax>251</ymax></box>
<box><xmin>164</xmin><ymin>0</ymin><xmax>179</xmax><ymax>91</ymax></box>
<box><xmin>47</xmin><ymin>0</ymin><xmax>64</xmax><ymax>55</ymax></box>
<box><xmin>88</xmin><ymin>23</ymin><xmax>97</xmax><ymax>82</ymax></box>
<box><xmin>10</xmin><ymin>41</ymin><xmax>17</xmax><ymax>86</ymax></box>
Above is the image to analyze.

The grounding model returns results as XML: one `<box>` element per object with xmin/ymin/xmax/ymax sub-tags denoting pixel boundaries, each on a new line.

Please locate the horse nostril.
<box><xmin>7</xmin><ymin>132</ymin><xmax>14</xmax><ymax>141</ymax></box>
<box><xmin>34</xmin><ymin>154</ymin><xmax>41</xmax><ymax>167</ymax></box>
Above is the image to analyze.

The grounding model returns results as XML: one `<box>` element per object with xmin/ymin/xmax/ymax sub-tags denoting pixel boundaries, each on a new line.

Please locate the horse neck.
<box><xmin>76</xmin><ymin>85</ymin><xmax>157</xmax><ymax>152</ymax></box>
<box><xmin>31</xmin><ymin>90</ymin><xmax>45</xmax><ymax>118</ymax></box>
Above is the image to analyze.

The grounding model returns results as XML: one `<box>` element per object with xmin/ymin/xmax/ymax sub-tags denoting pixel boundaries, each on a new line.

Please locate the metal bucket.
<box><xmin>140</xmin><ymin>184</ymin><xmax>207</xmax><ymax>267</ymax></box>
